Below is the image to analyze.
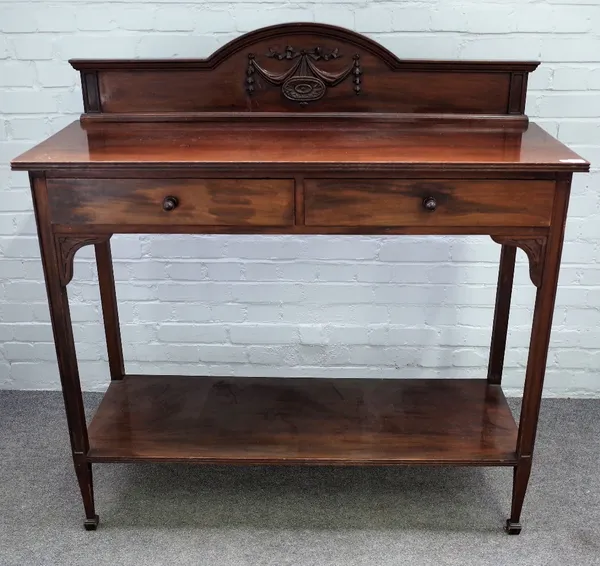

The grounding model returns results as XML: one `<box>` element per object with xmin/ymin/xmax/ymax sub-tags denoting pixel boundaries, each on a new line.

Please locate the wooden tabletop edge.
<box><xmin>9</xmin><ymin>161</ymin><xmax>591</xmax><ymax>173</ymax></box>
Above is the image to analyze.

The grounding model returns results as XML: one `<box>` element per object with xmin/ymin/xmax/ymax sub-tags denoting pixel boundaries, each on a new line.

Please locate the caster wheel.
<box><xmin>505</xmin><ymin>519</ymin><xmax>522</xmax><ymax>535</ymax></box>
<box><xmin>84</xmin><ymin>515</ymin><xmax>100</xmax><ymax>531</ymax></box>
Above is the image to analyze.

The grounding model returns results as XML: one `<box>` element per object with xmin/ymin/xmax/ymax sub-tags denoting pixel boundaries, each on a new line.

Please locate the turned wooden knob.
<box><xmin>162</xmin><ymin>196</ymin><xmax>179</xmax><ymax>211</ymax></box>
<box><xmin>422</xmin><ymin>196</ymin><xmax>437</xmax><ymax>211</ymax></box>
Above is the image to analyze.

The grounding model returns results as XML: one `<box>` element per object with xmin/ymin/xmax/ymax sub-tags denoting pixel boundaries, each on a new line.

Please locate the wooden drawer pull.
<box><xmin>162</xmin><ymin>196</ymin><xmax>179</xmax><ymax>211</ymax></box>
<box><xmin>422</xmin><ymin>196</ymin><xmax>437</xmax><ymax>212</ymax></box>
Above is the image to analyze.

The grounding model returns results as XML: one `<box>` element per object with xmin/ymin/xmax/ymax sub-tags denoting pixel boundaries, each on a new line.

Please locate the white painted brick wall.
<box><xmin>1</xmin><ymin>0</ymin><xmax>599</xmax><ymax>396</ymax></box>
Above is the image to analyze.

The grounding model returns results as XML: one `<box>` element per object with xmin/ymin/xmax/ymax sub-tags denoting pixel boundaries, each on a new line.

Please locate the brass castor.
<box><xmin>505</xmin><ymin>519</ymin><xmax>522</xmax><ymax>535</ymax></box>
<box><xmin>84</xmin><ymin>515</ymin><xmax>100</xmax><ymax>531</ymax></box>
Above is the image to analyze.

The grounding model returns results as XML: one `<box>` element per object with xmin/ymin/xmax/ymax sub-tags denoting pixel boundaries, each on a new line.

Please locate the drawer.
<box><xmin>305</xmin><ymin>179</ymin><xmax>555</xmax><ymax>227</ymax></box>
<box><xmin>47</xmin><ymin>178</ymin><xmax>295</xmax><ymax>226</ymax></box>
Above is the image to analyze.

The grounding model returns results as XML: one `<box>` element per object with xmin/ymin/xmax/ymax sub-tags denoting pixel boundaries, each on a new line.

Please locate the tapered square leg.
<box><xmin>506</xmin><ymin>174</ymin><xmax>573</xmax><ymax>535</ymax></box>
<box><xmin>488</xmin><ymin>244</ymin><xmax>516</xmax><ymax>385</ymax></box>
<box><xmin>95</xmin><ymin>240</ymin><xmax>125</xmax><ymax>381</ymax></box>
<box><xmin>30</xmin><ymin>174</ymin><xmax>99</xmax><ymax>529</ymax></box>
<box><xmin>505</xmin><ymin>458</ymin><xmax>532</xmax><ymax>535</ymax></box>
<box><xmin>75</xmin><ymin>460</ymin><xmax>99</xmax><ymax>529</ymax></box>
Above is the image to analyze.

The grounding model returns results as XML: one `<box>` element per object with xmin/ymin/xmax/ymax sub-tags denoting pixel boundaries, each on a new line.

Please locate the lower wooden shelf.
<box><xmin>87</xmin><ymin>375</ymin><xmax>518</xmax><ymax>466</ymax></box>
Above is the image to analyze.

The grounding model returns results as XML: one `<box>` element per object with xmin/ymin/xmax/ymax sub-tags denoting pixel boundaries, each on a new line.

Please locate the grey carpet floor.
<box><xmin>0</xmin><ymin>391</ymin><xmax>599</xmax><ymax>566</ymax></box>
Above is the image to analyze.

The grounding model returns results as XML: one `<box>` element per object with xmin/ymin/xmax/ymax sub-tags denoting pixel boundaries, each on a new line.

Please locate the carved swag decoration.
<box><xmin>246</xmin><ymin>46</ymin><xmax>362</xmax><ymax>105</ymax></box>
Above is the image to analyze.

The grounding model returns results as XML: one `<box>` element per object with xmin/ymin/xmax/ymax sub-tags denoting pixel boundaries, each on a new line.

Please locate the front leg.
<box><xmin>506</xmin><ymin>174</ymin><xmax>572</xmax><ymax>534</ymax></box>
<box><xmin>30</xmin><ymin>174</ymin><xmax>99</xmax><ymax>530</ymax></box>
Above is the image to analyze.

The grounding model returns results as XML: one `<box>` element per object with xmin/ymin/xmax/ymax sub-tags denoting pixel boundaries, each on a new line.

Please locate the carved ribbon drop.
<box><xmin>246</xmin><ymin>46</ymin><xmax>362</xmax><ymax>105</ymax></box>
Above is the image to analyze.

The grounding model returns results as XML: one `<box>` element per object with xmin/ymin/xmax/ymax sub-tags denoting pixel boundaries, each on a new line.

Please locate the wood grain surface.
<box><xmin>11</xmin><ymin>122</ymin><xmax>589</xmax><ymax>172</ymax></box>
<box><xmin>87</xmin><ymin>375</ymin><xmax>518</xmax><ymax>465</ymax></box>
<box><xmin>305</xmin><ymin>179</ymin><xmax>555</xmax><ymax>227</ymax></box>
<box><xmin>47</xmin><ymin>178</ymin><xmax>294</xmax><ymax>226</ymax></box>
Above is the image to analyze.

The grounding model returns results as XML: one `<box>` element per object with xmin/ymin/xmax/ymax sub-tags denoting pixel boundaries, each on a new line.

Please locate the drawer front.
<box><xmin>305</xmin><ymin>179</ymin><xmax>555</xmax><ymax>227</ymax></box>
<box><xmin>47</xmin><ymin>178</ymin><xmax>295</xmax><ymax>226</ymax></box>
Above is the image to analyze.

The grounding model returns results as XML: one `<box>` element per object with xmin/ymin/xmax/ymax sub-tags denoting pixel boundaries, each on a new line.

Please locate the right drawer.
<box><xmin>304</xmin><ymin>179</ymin><xmax>555</xmax><ymax>227</ymax></box>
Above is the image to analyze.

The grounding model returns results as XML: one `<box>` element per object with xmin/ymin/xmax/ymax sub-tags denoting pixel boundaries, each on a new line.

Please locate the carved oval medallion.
<box><xmin>282</xmin><ymin>76</ymin><xmax>326</xmax><ymax>102</ymax></box>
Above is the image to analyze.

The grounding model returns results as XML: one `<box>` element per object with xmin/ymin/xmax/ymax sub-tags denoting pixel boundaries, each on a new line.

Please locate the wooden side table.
<box><xmin>11</xmin><ymin>23</ymin><xmax>589</xmax><ymax>533</ymax></box>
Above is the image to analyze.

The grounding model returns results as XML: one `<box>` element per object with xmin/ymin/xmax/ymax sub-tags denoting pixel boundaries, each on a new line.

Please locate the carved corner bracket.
<box><xmin>55</xmin><ymin>235</ymin><xmax>111</xmax><ymax>286</ymax></box>
<box><xmin>246</xmin><ymin>45</ymin><xmax>362</xmax><ymax>105</ymax></box>
<box><xmin>491</xmin><ymin>235</ymin><xmax>547</xmax><ymax>287</ymax></box>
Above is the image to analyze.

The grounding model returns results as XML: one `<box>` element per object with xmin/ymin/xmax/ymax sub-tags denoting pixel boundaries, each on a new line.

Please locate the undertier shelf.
<box><xmin>88</xmin><ymin>375</ymin><xmax>517</xmax><ymax>465</ymax></box>
<box><xmin>87</xmin><ymin>376</ymin><xmax>518</xmax><ymax>466</ymax></box>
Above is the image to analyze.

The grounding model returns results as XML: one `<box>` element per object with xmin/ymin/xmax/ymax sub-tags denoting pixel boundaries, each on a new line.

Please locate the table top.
<box><xmin>12</xmin><ymin>120</ymin><xmax>589</xmax><ymax>173</ymax></box>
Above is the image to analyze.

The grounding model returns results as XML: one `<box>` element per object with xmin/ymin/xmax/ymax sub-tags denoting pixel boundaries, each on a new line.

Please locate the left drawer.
<box><xmin>47</xmin><ymin>178</ymin><xmax>295</xmax><ymax>226</ymax></box>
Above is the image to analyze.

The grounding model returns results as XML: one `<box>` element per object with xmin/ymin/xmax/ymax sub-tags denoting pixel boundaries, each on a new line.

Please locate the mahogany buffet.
<box><xmin>11</xmin><ymin>24</ymin><xmax>589</xmax><ymax>534</ymax></box>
